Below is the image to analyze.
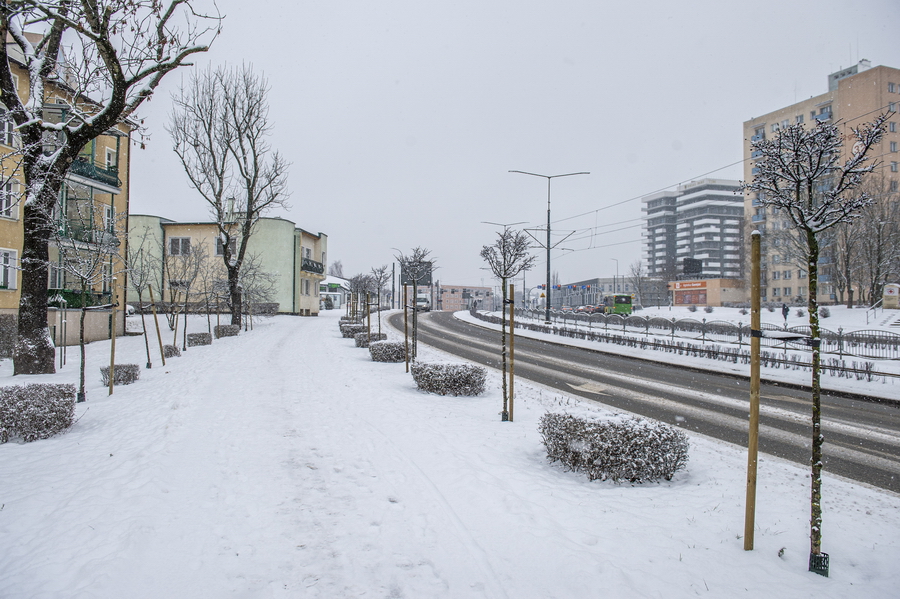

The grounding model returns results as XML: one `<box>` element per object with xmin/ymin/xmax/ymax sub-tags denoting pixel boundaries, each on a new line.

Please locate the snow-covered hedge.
<box><xmin>0</xmin><ymin>313</ymin><xmax>15</xmax><ymax>359</ymax></box>
<box><xmin>355</xmin><ymin>332</ymin><xmax>387</xmax><ymax>348</ymax></box>
<box><xmin>410</xmin><ymin>362</ymin><xmax>487</xmax><ymax>396</ymax></box>
<box><xmin>538</xmin><ymin>413</ymin><xmax>689</xmax><ymax>483</ymax></box>
<box><xmin>369</xmin><ymin>341</ymin><xmax>406</xmax><ymax>363</ymax></box>
<box><xmin>214</xmin><ymin>324</ymin><xmax>240</xmax><ymax>339</ymax></box>
<box><xmin>187</xmin><ymin>333</ymin><xmax>212</xmax><ymax>347</ymax></box>
<box><xmin>163</xmin><ymin>344</ymin><xmax>181</xmax><ymax>358</ymax></box>
<box><xmin>100</xmin><ymin>364</ymin><xmax>141</xmax><ymax>386</ymax></box>
<box><xmin>341</xmin><ymin>324</ymin><xmax>367</xmax><ymax>339</ymax></box>
<box><xmin>0</xmin><ymin>383</ymin><xmax>77</xmax><ymax>443</ymax></box>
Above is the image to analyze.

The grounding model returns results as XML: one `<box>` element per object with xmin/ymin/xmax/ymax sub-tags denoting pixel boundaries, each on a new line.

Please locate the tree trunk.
<box><xmin>500</xmin><ymin>277</ymin><xmax>509</xmax><ymax>421</ymax></box>
<box><xmin>139</xmin><ymin>290</ymin><xmax>152</xmax><ymax>368</ymax></box>
<box><xmin>14</xmin><ymin>203</ymin><xmax>57</xmax><ymax>375</ymax></box>
<box><xmin>79</xmin><ymin>302</ymin><xmax>87</xmax><ymax>402</ymax></box>
<box><xmin>228</xmin><ymin>264</ymin><xmax>242</xmax><ymax>327</ymax></box>
<box><xmin>807</xmin><ymin>228</ymin><xmax>824</xmax><ymax>557</ymax></box>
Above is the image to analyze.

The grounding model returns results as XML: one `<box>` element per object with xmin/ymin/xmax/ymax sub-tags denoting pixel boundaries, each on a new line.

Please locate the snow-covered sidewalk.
<box><xmin>1</xmin><ymin>311</ymin><xmax>898</xmax><ymax>598</ymax></box>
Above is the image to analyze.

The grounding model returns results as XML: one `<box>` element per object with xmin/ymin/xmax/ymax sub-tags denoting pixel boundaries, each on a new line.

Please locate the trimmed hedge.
<box><xmin>370</xmin><ymin>341</ymin><xmax>406</xmax><ymax>363</ymax></box>
<box><xmin>341</xmin><ymin>324</ymin><xmax>367</xmax><ymax>339</ymax></box>
<box><xmin>410</xmin><ymin>362</ymin><xmax>487</xmax><ymax>396</ymax></box>
<box><xmin>0</xmin><ymin>383</ymin><xmax>77</xmax><ymax>443</ymax></box>
<box><xmin>187</xmin><ymin>332</ymin><xmax>213</xmax><ymax>347</ymax></box>
<box><xmin>538</xmin><ymin>412</ymin><xmax>689</xmax><ymax>483</ymax></box>
<box><xmin>100</xmin><ymin>364</ymin><xmax>141</xmax><ymax>386</ymax></box>
<box><xmin>355</xmin><ymin>332</ymin><xmax>387</xmax><ymax>348</ymax></box>
<box><xmin>214</xmin><ymin>324</ymin><xmax>240</xmax><ymax>339</ymax></box>
<box><xmin>163</xmin><ymin>344</ymin><xmax>181</xmax><ymax>358</ymax></box>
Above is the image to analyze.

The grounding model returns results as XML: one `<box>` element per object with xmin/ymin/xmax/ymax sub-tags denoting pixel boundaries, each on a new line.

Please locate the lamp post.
<box><xmin>611</xmin><ymin>258</ymin><xmax>619</xmax><ymax>294</ymax></box>
<box><xmin>509</xmin><ymin>170</ymin><xmax>589</xmax><ymax>324</ymax></box>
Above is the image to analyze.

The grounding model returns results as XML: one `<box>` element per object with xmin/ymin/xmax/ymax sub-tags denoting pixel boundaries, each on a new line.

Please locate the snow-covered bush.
<box><xmin>410</xmin><ymin>362</ymin><xmax>487</xmax><ymax>396</ymax></box>
<box><xmin>370</xmin><ymin>341</ymin><xmax>406</xmax><ymax>363</ymax></box>
<box><xmin>819</xmin><ymin>306</ymin><xmax>831</xmax><ymax>318</ymax></box>
<box><xmin>341</xmin><ymin>324</ymin><xmax>367</xmax><ymax>339</ymax></box>
<box><xmin>739</xmin><ymin>308</ymin><xmax>748</xmax><ymax>316</ymax></box>
<box><xmin>538</xmin><ymin>412</ymin><xmax>689</xmax><ymax>483</ymax></box>
<box><xmin>100</xmin><ymin>364</ymin><xmax>141</xmax><ymax>386</ymax></box>
<box><xmin>687</xmin><ymin>305</ymin><xmax>697</xmax><ymax>313</ymax></box>
<box><xmin>0</xmin><ymin>383</ymin><xmax>77</xmax><ymax>443</ymax></box>
<box><xmin>796</xmin><ymin>308</ymin><xmax>805</xmax><ymax>318</ymax></box>
<box><xmin>187</xmin><ymin>333</ymin><xmax>212</xmax><ymax>347</ymax></box>
<box><xmin>704</xmin><ymin>306</ymin><xmax>714</xmax><ymax>313</ymax></box>
<box><xmin>214</xmin><ymin>324</ymin><xmax>240</xmax><ymax>339</ymax></box>
<box><xmin>355</xmin><ymin>332</ymin><xmax>387</xmax><ymax>348</ymax></box>
<box><xmin>163</xmin><ymin>344</ymin><xmax>181</xmax><ymax>358</ymax></box>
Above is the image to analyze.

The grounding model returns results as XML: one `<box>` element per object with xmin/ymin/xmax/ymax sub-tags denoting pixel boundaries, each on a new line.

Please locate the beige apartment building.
<box><xmin>742</xmin><ymin>60</ymin><xmax>900</xmax><ymax>305</ymax></box>
<box><xmin>128</xmin><ymin>215</ymin><xmax>327</xmax><ymax>316</ymax></box>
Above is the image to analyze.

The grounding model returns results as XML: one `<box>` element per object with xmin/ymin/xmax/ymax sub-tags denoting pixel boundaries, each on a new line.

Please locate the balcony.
<box><xmin>751</xmin><ymin>214</ymin><xmax>766</xmax><ymax>223</ymax></box>
<box><xmin>68</xmin><ymin>158</ymin><xmax>121</xmax><ymax>189</ymax></box>
<box><xmin>751</xmin><ymin>133</ymin><xmax>765</xmax><ymax>142</ymax></box>
<box><xmin>301</xmin><ymin>257</ymin><xmax>325</xmax><ymax>275</ymax></box>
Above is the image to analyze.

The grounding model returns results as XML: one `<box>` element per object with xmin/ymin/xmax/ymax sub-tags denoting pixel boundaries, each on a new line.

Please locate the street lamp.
<box><xmin>509</xmin><ymin>170</ymin><xmax>589</xmax><ymax>324</ymax></box>
<box><xmin>611</xmin><ymin>258</ymin><xmax>619</xmax><ymax>294</ymax></box>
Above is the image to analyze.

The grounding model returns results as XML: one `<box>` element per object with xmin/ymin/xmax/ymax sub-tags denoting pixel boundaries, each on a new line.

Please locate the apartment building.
<box><xmin>642</xmin><ymin>179</ymin><xmax>744</xmax><ymax>280</ymax></box>
<box><xmin>742</xmin><ymin>60</ymin><xmax>900</xmax><ymax>304</ymax></box>
<box><xmin>437</xmin><ymin>285</ymin><xmax>493</xmax><ymax>311</ymax></box>
<box><xmin>128</xmin><ymin>215</ymin><xmax>327</xmax><ymax>316</ymax></box>
<box><xmin>0</xmin><ymin>35</ymin><xmax>132</xmax><ymax>346</ymax></box>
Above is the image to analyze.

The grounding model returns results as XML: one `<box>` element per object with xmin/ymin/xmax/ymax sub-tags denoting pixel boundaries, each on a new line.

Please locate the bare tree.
<box><xmin>168</xmin><ymin>64</ymin><xmax>289</xmax><ymax>328</ymax></box>
<box><xmin>54</xmin><ymin>205</ymin><xmax>126</xmax><ymax>402</ymax></box>
<box><xmin>126</xmin><ymin>225</ymin><xmax>162</xmax><ymax>368</ymax></box>
<box><xmin>370</xmin><ymin>264</ymin><xmax>391</xmax><ymax>335</ymax></box>
<box><xmin>627</xmin><ymin>261</ymin><xmax>648</xmax><ymax>308</ymax></box>
<box><xmin>2</xmin><ymin>1</ymin><xmax>220</xmax><ymax>375</ymax></box>
<box><xmin>346</xmin><ymin>273</ymin><xmax>374</xmax><ymax>320</ymax></box>
<box><xmin>480</xmin><ymin>228</ymin><xmax>535</xmax><ymax>421</ymax></box>
<box><xmin>328</xmin><ymin>260</ymin><xmax>344</xmax><ymax>278</ymax></box>
<box><xmin>854</xmin><ymin>181</ymin><xmax>900</xmax><ymax>305</ymax></box>
<box><xmin>743</xmin><ymin>113</ymin><xmax>887</xmax><ymax>571</ymax></box>
<box><xmin>238</xmin><ymin>252</ymin><xmax>279</xmax><ymax>331</ymax></box>
<box><xmin>164</xmin><ymin>239</ymin><xmax>208</xmax><ymax>352</ymax></box>
<box><xmin>395</xmin><ymin>248</ymin><xmax>434</xmax><ymax>360</ymax></box>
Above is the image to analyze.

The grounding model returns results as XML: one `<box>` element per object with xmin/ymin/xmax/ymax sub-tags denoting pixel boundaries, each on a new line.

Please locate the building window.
<box><xmin>891</xmin><ymin>103</ymin><xmax>897</xmax><ymax>113</ymax></box>
<box><xmin>772</xmin><ymin>288</ymin><xmax>780</xmax><ymax>297</ymax></box>
<box><xmin>168</xmin><ymin>237</ymin><xmax>191</xmax><ymax>256</ymax></box>
<box><xmin>303</xmin><ymin>279</ymin><xmax>311</xmax><ymax>296</ymax></box>
<box><xmin>798</xmin><ymin>269</ymin><xmax>807</xmax><ymax>279</ymax></box>
<box><xmin>796</xmin><ymin>114</ymin><xmax>804</xmax><ymax>124</ymax></box>
<box><xmin>216</xmin><ymin>237</ymin><xmax>236</xmax><ymax>256</ymax></box>
<box><xmin>783</xmin><ymin>287</ymin><xmax>792</xmax><ymax>297</ymax></box>
<box><xmin>891</xmin><ymin>83</ymin><xmax>897</xmax><ymax>93</ymax></box>
<box><xmin>1</xmin><ymin>248</ymin><xmax>17</xmax><ymax>289</ymax></box>
<box><xmin>891</xmin><ymin>180</ymin><xmax>899</xmax><ymax>192</ymax></box>
<box><xmin>771</xmin><ymin>123</ymin><xmax>779</xmax><ymax>133</ymax></box>
<box><xmin>892</xmin><ymin>141</ymin><xmax>898</xmax><ymax>153</ymax></box>
<box><xmin>0</xmin><ymin>180</ymin><xmax>17</xmax><ymax>219</ymax></box>
<box><xmin>890</xmin><ymin>122</ymin><xmax>897</xmax><ymax>133</ymax></box>
<box><xmin>772</xmin><ymin>271</ymin><xmax>780</xmax><ymax>280</ymax></box>
<box><xmin>783</xmin><ymin>270</ymin><xmax>791</xmax><ymax>279</ymax></box>
<box><xmin>893</xmin><ymin>162</ymin><xmax>899</xmax><ymax>173</ymax></box>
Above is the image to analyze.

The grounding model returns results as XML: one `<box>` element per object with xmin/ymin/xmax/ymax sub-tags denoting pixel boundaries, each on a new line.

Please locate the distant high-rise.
<box><xmin>742</xmin><ymin>60</ymin><xmax>900</xmax><ymax>304</ymax></box>
<box><xmin>642</xmin><ymin>179</ymin><xmax>744</xmax><ymax>281</ymax></box>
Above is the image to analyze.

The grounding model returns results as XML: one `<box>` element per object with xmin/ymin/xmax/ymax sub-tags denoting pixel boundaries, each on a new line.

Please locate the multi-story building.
<box><xmin>642</xmin><ymin>179</ymin><xmax>744</xmax><ymax>282</ymax></box>
<box><xmin>128</xmin><ymin>214</ymin><xmax>327</xmax><ymax>316</ymax></box>
<box><xmin>0</xmin><ymin>34</ymin><xmax>132</xmax><ymax>346</ymax></box>
<box><xmin>437</xmin><ymin>284</ymin><xmax>493</xmax><ymax>312</ymax></box>
<box><xmin>742</xmin><ymin>60</ymin><xmax>900</xmax><ymax>304</ymax></box>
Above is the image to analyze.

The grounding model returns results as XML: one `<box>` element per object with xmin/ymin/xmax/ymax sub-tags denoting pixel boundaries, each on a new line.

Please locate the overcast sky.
<box><xmin>129</xmin><ymin>0</ymin><xmax>900</xmax><ymax>289</ymax></box>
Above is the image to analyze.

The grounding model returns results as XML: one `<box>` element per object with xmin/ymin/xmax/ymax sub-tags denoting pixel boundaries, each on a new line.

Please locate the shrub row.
<box><xmin>163</xmin><ymin>344</ymin><xmax>181</xmax><ymax>358</ymax></box>
<box><xmin>100</xmin><ymin>364</ymin><xmax>141</xmax><ymax>386</ymax></box>
<box><xmin>341</xmin><ymin>324</ymin><xmax>367</xmax><ymax>338</ymax></box>
<box><xmin>410</xmin><ymin>362</ymin><xmax>487</xmax><ymax>396</ymax></box>
<box><xmin>187</xmin><ymin>332</ymin><xmax>212</xmax><ymax>347</ymax></box>
<box><xmin>355</xmin><ymin>332</ymin><xmax>387</xmax><ymax>348</ymax></box>
<box><xmin>0</xmin><ymin>383</ymin><xmax>77</xmax><ymax>443</ymax></box>
<box><xmin>214</xmin><ymin>324</ymin><xmax>240</xmax><ymax>339</ymax></box>
<box><xmin>538</xmin><ymin>412</ymin><xmax>689</xmax><ymax>483</ymax></box>
<box><xmin>369</xmin><ymin>341</ymin><xmax>406</xmax><ymax>362</ymax></box>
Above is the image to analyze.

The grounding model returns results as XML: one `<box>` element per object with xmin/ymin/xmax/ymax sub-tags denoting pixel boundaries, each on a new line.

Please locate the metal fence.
<box><xmin>514</xmin><ymin>308</ymin><xmax>900</xmax><ymax>361</ymax></box>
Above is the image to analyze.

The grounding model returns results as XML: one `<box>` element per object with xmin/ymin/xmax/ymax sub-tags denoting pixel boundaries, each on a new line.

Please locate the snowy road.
<box><xmin>402</xmin><ymin>311</ymin><xmax>900</xmax><ymax>493</ymax></box>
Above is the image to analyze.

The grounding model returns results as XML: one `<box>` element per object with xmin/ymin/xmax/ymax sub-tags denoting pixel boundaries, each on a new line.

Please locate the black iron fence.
<box><xmin>515</xmin><ymin>308</ymin><xmax>900</xmax><ymax>361</ymax></box>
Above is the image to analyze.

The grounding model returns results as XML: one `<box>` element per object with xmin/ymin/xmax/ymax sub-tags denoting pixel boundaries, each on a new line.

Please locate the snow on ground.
<box><xmin>1</xmin><ymin>309</ymin><xmax>899</xmax><ymax>598</ymax></box>
<box><xmin>461</xmin><ymin>305</ymin><xmax>900</xmax><ymax>401</ymax></box>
